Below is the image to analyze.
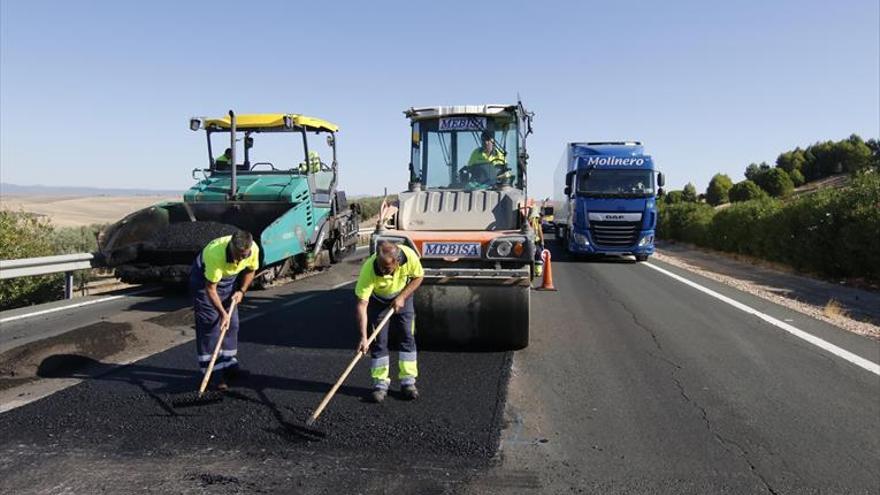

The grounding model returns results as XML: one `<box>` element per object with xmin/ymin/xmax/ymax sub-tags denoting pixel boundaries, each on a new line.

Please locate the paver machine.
<box><xmin>98</xmin><ymin>111</ymin><xmax>359</xmax><ymax>286</ymax></box>
<box><xmin>371</xmin><ymin>103</ymin><xmax>536</xmax><ymax>349</ymax></box>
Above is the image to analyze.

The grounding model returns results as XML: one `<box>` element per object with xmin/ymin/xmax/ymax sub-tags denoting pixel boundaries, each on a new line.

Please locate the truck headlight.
<box><xmin>638</xmin><ymin>234</ymin><xmax>654</xmax><ymax>247</ymax></box>
<box><xmin>573</xmin><ymin>232</ymin><xmax>589</xmax><ymax>246</ymax></box>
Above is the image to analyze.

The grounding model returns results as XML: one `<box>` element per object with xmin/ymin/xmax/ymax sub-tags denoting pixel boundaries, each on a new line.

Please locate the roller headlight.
<box><xmin>496</xmin><ymin>240</ymin><xmax>512</xmax><ymax>257</ymax></box>
<box><xmin>487</xmin><ymin>236</ymin><xmax>531</xmax><ymax>259</ymax></box>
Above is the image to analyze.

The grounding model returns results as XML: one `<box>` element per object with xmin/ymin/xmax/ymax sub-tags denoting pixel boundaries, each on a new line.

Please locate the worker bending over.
<box><xmin>355</xmin><ymin>241</ymin><xmax>424</xmax><ymax>403</ymax></box>
<box><xmin>189</xmin><ymin>230</ymin><xmax>259</xmax><ymax>390</ymax></box>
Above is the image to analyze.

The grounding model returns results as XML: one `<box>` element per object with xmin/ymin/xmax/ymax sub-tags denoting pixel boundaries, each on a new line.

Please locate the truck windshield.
<box><xmin>411</xmin><ymin>118</ymin><xmax>519</xmax><ymax>190</ymax></box>
<box><xmin>578</xmin><ymin>169</ymin><xmax>654</xmax><ymax>197</ymax></box>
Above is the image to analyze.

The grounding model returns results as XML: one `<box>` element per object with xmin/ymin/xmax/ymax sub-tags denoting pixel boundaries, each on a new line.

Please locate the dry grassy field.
<box><xmin>0</xmin><ymin>195</ymin><xmax>178</xmax><ymax>227</ymax></box>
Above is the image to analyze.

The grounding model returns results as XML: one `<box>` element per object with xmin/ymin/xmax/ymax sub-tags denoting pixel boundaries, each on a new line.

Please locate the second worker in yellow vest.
<box><xmin>354</xmin><ymin>241</ymin><xmax>424</xmax><ymax>403</ymax></box>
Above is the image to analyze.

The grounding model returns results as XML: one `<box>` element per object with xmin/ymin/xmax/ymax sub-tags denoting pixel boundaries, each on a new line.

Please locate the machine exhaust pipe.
<box><xmin>229</xmin><ymin>109</ymin><xmax>237</xmax><ymax>200</ymax></box>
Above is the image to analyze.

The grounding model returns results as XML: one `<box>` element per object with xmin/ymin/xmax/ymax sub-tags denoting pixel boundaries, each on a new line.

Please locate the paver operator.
<box><xmin>189</xmin><ymin>230</ymin><xmax>259</xmax><ymax>390</ymax></box>
<box><xmin>215</xmin><ymin>148</ymin><xmax>233</xmax><ymax>169</ymax></box>
<box><xmin>355</xmin><ymin>241</ymin><xmax>424</xmax><ymax>403</ymax></box>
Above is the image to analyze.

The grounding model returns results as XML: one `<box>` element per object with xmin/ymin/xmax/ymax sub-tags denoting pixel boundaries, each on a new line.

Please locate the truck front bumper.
<box><xmin>567</xmin><ymin>228</ymin><xmax>655</xmax><ymax>256</ymax></box>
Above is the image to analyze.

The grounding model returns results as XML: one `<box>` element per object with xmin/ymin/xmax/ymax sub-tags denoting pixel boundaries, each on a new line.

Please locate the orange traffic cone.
<box><xmin>535</xmin><ymin>249</ymin><xmax>557</xmax><ymax>291</ymax></box>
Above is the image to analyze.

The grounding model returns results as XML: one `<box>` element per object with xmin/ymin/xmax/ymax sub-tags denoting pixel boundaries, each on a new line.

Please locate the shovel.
<box><xmin>172</xmin><ymin>298</ymin><xmax>238</xmax><ymax>407</ymax></box>
<box><xmin>305</xmin><ymin>307</ymin><xmax>395</xmax><ymax>426</ymax></box>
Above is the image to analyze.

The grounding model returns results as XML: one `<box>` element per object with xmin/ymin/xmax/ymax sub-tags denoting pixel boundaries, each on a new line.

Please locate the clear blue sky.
<box><xmin>2</xmin><ymin>0</ymin><xmax>878</xmax><ymax>197</ymax></box>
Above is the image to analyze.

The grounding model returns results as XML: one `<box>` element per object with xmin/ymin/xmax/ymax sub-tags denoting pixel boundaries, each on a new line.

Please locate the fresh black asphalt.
<box><xmin>0</xmin><ymin>273</ymin><xmax>511</xmax><ymax>493</ymax></box>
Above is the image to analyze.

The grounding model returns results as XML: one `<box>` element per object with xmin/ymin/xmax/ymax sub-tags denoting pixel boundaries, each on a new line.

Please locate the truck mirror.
<box><xmin>658</xmin><ymin>187</ymin><xmax>665</xmax><ymax>197</ymax></box>
<box><xmin>657</xmin><ymin>172</ymin><xmax>665</xmax><ymax>187</ymax></box>
<box><xmin>564</xmin><ymin>186</ymin><xmax>571</xmax><ymax>196</ymax></box>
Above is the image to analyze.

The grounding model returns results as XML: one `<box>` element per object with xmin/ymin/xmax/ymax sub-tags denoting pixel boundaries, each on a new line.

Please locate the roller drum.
<box><xmin>414</xmin><ymin>280</ymin><xmax>530</xmax><ymax>350</ymax></box>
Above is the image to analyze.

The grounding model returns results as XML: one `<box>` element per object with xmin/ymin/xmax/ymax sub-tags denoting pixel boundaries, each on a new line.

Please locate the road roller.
<box><xmin>371</xmin><ymin>103</ymin><xmax>536</xmax><ymax>349</ymax></box>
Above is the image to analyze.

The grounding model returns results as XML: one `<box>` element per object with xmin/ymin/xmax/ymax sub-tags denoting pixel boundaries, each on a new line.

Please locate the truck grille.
<box><xmin>590</xmin><ymin>221</ymin><xmax>640</xmax><ymax>247</ymax></box>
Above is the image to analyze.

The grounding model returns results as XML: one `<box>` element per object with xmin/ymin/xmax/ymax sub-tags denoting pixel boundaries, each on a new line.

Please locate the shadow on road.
<box><xmin>542</xmin><ymin>234</ymin><xmax>639</xmax><ymax>265</ymax></box>
<box><xmin>35</xmin><ymin>353</ymin><xmax>370</xmax><ymax>415</ymax></box>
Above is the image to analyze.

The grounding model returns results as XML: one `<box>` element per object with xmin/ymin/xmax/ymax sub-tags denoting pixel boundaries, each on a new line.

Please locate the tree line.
<box><xmin>656</xmin><ymin>134</ymin><xmax>880</xmax><ymax>283</ymax></box>
<box><xmin>664</xmin><ymin>134</ymin><xmax>879</xmax><ymax>205</ymax></box>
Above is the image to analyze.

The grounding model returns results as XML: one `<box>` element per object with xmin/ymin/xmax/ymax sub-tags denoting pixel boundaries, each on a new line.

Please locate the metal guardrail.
<box><xmin>0</xmin><ymin>253</ymin><xmax>98</xmax><ymax>299</ymax></box>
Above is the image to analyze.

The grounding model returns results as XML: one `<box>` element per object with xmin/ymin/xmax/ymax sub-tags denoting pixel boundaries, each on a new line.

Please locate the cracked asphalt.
<box><xmin>467</xmin><ymin>242</ymin><xmax>879</xmax><ymax>494</ymax></box>
<box><xmin>1</xmin><ymin>241</ymin><xmax>879</xmax><ymax>493</ymax></box>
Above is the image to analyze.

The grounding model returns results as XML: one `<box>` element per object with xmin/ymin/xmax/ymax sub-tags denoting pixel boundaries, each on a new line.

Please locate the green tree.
<box><xmin>682</xmin><ymin>182</ymin><xmax>698</xmax><ymax>202</ymax></box>
<box><xmin>744</xmin><ymin>163</ymin><xmax>761</xmax><ymax>181</ymax></box>
<box><xmin>729</xmin><ymin>180</ymin><xmax>767</xmax><ymax>202</ymax></box>
<box><xmin>840</xmin><ymin>134</ymin><xmax>873</xmax><ymax>173</ymax></box>
<box><xmin>664</xmin><ymin>190</ymin><xmax>684</xmax><ymax>204</ymax></box>
<box><xmin>776</xmin><ymin>148</ymin><xmax>806</xmax><ymax>173</ymax></box>
<box><xmin>788</xmin><ymin>168</ymin><xmax>805</xmax><ymax>187</ymax></box>
<box><xmin>867</xmin><ymin>138</ymin><xmax>880</xmax><ymax>170</ymax></box>
<box><xmin>0</xmin><ymin>210</ymin><xmax>62</xmax><ymax>310</ymax></box>
<box><xmin>705</xmin><ymin>173</ymin><xmax>734</xmax><ymax>206</ymax></box>
<box><xmin>759</xmin><ymin>168</ymin><xmax>795</xmax><ymax>197</ymax></box>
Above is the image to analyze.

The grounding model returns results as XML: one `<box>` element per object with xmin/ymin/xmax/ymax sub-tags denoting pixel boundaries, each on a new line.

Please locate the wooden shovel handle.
<box><xmin>307</xmin><ymin>308</ymin><xmax>395</xmax><ymax>425</ymax></box>
<box><xmin>198</xmin><ymin>298</ymin><xmax>238</xmax><ymax>397</ymax></box>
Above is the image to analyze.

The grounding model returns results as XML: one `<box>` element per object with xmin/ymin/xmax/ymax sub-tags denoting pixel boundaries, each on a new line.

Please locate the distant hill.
<box><xmin>1</xmin><ymin>183</ymin><xmax>183</xmax><ymax>197</ymax></box>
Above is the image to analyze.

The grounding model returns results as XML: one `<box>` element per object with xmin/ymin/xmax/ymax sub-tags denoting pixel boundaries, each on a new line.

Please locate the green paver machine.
<box><xmin>98</xmin><ymin>111</ymin><xmax>359</xmax><ymax>286</ymax></box>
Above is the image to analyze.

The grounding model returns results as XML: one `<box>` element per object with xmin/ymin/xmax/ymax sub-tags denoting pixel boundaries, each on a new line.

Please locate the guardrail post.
<box><xmin>64</xmin><ymin>272</ymin><xmax>74</xmax><ymax>299</ymax></box>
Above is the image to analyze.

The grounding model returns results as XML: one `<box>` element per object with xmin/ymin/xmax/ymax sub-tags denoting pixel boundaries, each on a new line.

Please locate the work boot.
<box><xmin>370</xmin><ymin>388</ymin><xmax>387</xmax><ymax>403</ymax></box>
<box><xmin>401</xmin><ymin>384</ymin><xmax>419</xmax><ymax>401</ymax></box>
<box><xmin>213</xmin><ymin>375</ymin><xmax>229</xmax><ymax>392</ymax></box>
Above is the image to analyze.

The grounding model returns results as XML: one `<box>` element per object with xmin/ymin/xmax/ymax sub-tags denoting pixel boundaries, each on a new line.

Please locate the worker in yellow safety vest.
<box><xmin>215</xmin><ymin>148</ymin><xmax>233</xmax><ymax>169</ymax></box>
<box><xmin>468</xmin><ymin>130</ymin><xmax>507</xmax><ymax>167</ymax></box>
<box><xmin>189</xmin><ymin>231</ymin><xmax>259</xmax><ymax>390</ymax></box>
<box><xmin>298</xmin><ymin>151</ymin><xmax>322</xmax><ymax>174</ymax></box>
<box><xmin>467</xmin><ymin>130</ymin><xmax>511</xmax><ymax>185</ymax></box>
<box><xmin>354</xmin><ymin>241</ymin><xmax>424</xmax><ymax>403</ymax></box>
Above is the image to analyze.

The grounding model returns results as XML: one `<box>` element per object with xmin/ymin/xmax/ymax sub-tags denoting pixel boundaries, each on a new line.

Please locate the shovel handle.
<box><xmin>198</xmin><ymin>298</ymin><xmax>238</xmax><ymax>397</ymax></box>
<box><xmin>307</xmin><ymin>308</ymin><xmax>395</xmax><ymax>425</ymax></box>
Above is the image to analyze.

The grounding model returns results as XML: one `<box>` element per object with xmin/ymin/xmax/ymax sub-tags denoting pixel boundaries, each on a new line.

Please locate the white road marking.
<box><xmin>644</xmin><ymin>262</ymin><xmax>880</xmax><ymax>376</ymax></box>
<box><xmin>0</xmin><ymin>287</ymin><xmax>161</xmax><ymax>325</ymax></box>
<box><xmin>330</xmin><ymin>279</ymin><xmax>357</xmax><ymax>289</ymax></box>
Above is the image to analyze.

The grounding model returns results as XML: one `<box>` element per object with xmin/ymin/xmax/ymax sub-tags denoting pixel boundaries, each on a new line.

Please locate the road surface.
<box><xmin>1</xmin><ymin>242</ymin><xmax>877</xmax><ymax>494</ymax></box>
